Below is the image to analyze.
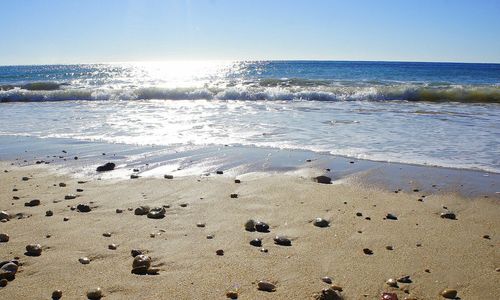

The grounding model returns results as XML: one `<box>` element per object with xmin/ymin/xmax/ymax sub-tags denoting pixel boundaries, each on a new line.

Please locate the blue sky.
<box><xmin>1</xmin><ymin>0</ymin><xmax>499</xmax><ymax>65</ymax></box>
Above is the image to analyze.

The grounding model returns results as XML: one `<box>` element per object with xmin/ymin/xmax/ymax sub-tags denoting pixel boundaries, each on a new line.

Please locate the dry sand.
<box><xmin>0</xmin><ymin>162</ymin><xmax>499</xmax><ymax>299</ymax></box>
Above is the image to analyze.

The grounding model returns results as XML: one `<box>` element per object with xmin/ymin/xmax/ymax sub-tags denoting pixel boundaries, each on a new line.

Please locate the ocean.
<box><xmin>0</xmin><ymin>61</ymin><xmax>499</xmax><ymax>174</ymax></box>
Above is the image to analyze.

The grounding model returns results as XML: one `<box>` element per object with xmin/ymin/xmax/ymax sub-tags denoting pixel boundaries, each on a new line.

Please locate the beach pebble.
<box><xmin>132</xmin><ymin>254</ymin><xmax>151</xmax><ymax>274</ymax></box>
<box><xmin>63</xmin><ymin>217</ymin><xmax>69</xmax><ymax>221</ymax></box>
<box><xmin>312</xmin><ymin>287</ymin><xmax>342</xmax><ymax>300</ymax></box>
<box><xmin>244</xmin><ymin>219</ymin><xmax>256</xmax><ymax>231</ymax></box>
<box><xmin>108</xmin><ymin>244</ymin><xmax>117</xmax><ymax>250</ymax></box>
<box><xmin>234</xmin><ymin>179</ymin><xmax>241</xmax><ymax>183</ymax></box>
<box><xmin>314</xmin><ymin>175</ymin><xmax>332</xmax><ymax>184</ymax></box>
<box><xmin>363</xmin><ymin>248</ymin><xmax>373</xmax><ymax>255</ymax></box>
<box><xmin>356</xmin><ymin>212</ymin><xmax>363</xmax><ymax>217</ymax></box>
<box><xmin>386</xmin><ymin>278</ymin><xmax>398</xmax><ymax>287</ymax></box>
<box><xmin>102</xmin><ymin>232</ymin><xmax>112</xmax><ymax>237</ymax></box>
<box><xmin>65</xmin><ymin>194</ymin><xmax>77</xmax><ymax>200</ymax></box>
<box><xmin>440</xmin><ymin>212</ymin><xmax>456</xmax><ymax>220</ymax></box>
<box><xmin>397</xmin><ymin>275</ymin><xmax>412</xmax><ymax>283</ymax></box>
<box><xmin>22</xmin><ymin>176</ymin><xmax>29</xmax><ymax>181</ymax></box>
<box><xmin>257</xmin><ymin>280</ymin><xmax>276</xmax><ymax>292</ymax></box>
<box><xmin>226</xmin><ymin>290</ymin><xmax>238</xmax><ymax>299</ymax></box>
<box><xmin>255</xmin><ymin>221</ymin><xmax>270</xmax><ymax>232</ymax></box>
<box><xmin>79</xmin><ymin>257</ymin><xmax>91</xmax><ymax>264</ymax></box>
<box><xmin>0</xmin><ymin>211</ymin><xmax>10</xmax><ymax>221</ymax></box>
<box><xmin>59</xmin><ymin>182</ymin><xmax>66</xmax><ymax>187</ymax></box>
<box><xmin>386</xmin><ymin>245</ymin><xmax>394</xmax><ymax>250</ymax></box>
<box><xmin>216</xmin><ymin>249</ymin><xmax>224</xmax><ymax>256</ymax></box>
<box><xmin>482</xmin><ymin>234</ymin><xmax>490</xmax><ymax>239</ymax></box>
<box><xmin>115</xmin><ymin>208</ymin><xmax>123</xmax><ymax>213</ymax></box>
<box><xmin>0</xmin><ymin>262</ymin><xmax>18</xmax><ymax>277</ymax></box>
<box><xmin>147</xmin><ymin>207</ymin><xmax>166</xmax><ymax>219</ymax></box>
<box><xmin>87</xmin><ymin>287</ymin><xmax>103</xmax><ymax>299</ymax></box>
<box><xmin>26</xmin><ymin>243</ymin><xmax>42</xmax><ymax>256</ymax></box>
<box><xmin>440</xmin><ymin>289</ymin><xmax>458</xmax><ymax>299</ymax></box>
<box><xmin>250</xmin><ymin>238</ymin><xmax>262</xmax><ymax>247</ymax></box>
<box><xmin>386</xmin><ymin>213</ymin><xmax>398</xmax><ymax>220</ymax></box>
<box><xmin>45</xmin><ymin>210</ymin><xmax>53</xmax><ymax>217</ymax></box>
<box><xmin>381</xmin><ymin>292</ymin><xmax>398</xmax><ymax>300</ymax></box>
<box><xmin>313</xmin><ymin>218</ymin><xmax>330</xmax><ymax>228</ymax></box>
<box><xmin>131</xmin><ymin>249</ymin><xmax>143</xmax><ymax>257</ymax></box>
<box><xmin>24</xmin><ymin>199</ymin><xmax>41</xmax><ymax>207</ymax></box>
<box><xmin>0</xmin><ymin>279</ymin><xmax>7</xmax><ymax>287</ymax></box>
<box><xmin>196</xmin><ymin>222</ymin><xmax>206</xmax><ymax>228</ymax></box>
<box><xmin>230</xmin><ymin>193</ymin><xmax>238</xmax><ymax>198</ymax></box>
<box><xmin>134</xmin><ymin>206</ymin><xmax>150</xmax><ymax>215</ymax></box>
<box><xmin>96</xmin><ymin>162</ymin><xmax>115</xmax><ymax>172</ymax></box>
<box><xmin>321</xmin><ymin>276</ymin><xmax>332</xmax><ymax>284</ymax></box>
<box><xmin>77</xmin><ymin>204</ymin><xmax>91</xmax><ymax>212</ymax></box>
<box><xmin>274</xmin><ymin>235</ymin><xmax>292</xmax><ymax>246</ymax></box>
<box><xmin>51</xmin><ymin>290</ymin><xmax>63</xmax><ymax>299</ymax></box>
<box><xmin>0</xmin><ymin>233</ymin><xmax>9</xmax><ymax>243</ymax></box>
<box><xmin>130</xmin><ymin>174</ymin><xmax>139</xmax><ymax>179</ymax></box>
<box><xmin>260</xmin><ymin>248</ymin><xmax>268</xmax><ymax>253</ymax></box>
<box><xmin>216</xmin><ymin>170</ymin><xmax>224</xmax><ymax>175</ymax></box>
<box><xmin>76</xmin><ymin>188</ymin><xmax>84</xmax><ymax>192</ymax></box>
<box><xmin>164</xmin><ymin>174</ymin><xmax>174</xmax><ymax>179</ymax></box>
<box><xmin>206</xmin><ymin>234</ymin><xmax>214</xmax><ymax>239</ymax></box>
<box><xmin>179</xmin><ymin>203</ymin><xmax>188</xmax><ymax>207</ymax></box>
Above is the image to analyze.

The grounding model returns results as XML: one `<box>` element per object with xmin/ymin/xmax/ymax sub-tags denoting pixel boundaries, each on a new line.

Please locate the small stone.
<box><xmin>482</xmin><ymin>234</ymin><xmax>490</xmax><ymax>239</ymax></box>
<box><xmin>115</xmin><ymin>208</ymin><xmax>123</xmax><ymax>213</ymax></box>
<box><xmin>164</xmin><ymin>174</ymin><xmax>174</xmax><ymax>179</ymax></box>
<box><xmin>206</xmin><ymin>234</ymin><xmax>214</xmax><ymax>239</ymax></box>
<box><xmin>24</xmin><ymin>199</ymin><xmax>40</xmax><ymax>207</ymax></box>
<box><xmin>59</xmin><ymin>182</ymin><xmax>66</xmax><ymax>187</ymax></box>
<box><xmin>0</xmin><ymin>233</ymin><xmax>9</xmax><ymax>243</ymax></box>
<box><xmin>65</xmin><ymin>194</ymin><xmax>77</xmax><ymax>200</ymax></box>
<box><xmin>274</xmin><ymin>235</ymin><xmax>292</xmax><ymax>246</ymax></box>
<box><xmin>397</xmin><ymin>275</ymin><xmax>412</xmax><ymax>283</ymax></box>
<box><xmin>131</xmin><ymin>249</ymin><xmax>143</xmax><ymax>257</ymax></box>
<box><xmin>314</xmin><ymin>175</ymin><xmax>332</xmax><ymax>184</ymax></box>
<box><xmin>216</xmin><ymin>170</ymin><xmax>224</xmax><ymax>175</ymax></box>
<box><xmin>22</xmin><ymin>176</ymin><xmax>29</xmax><ymax>181</ymax></box>
<box><xmin>226</xmin><ymin>290</ymin><xmax>238</xmax><ymax>299</ymax></box>
<box><xmin>356</xmin><ymin>212</ymin><xmax>363</xmax><ymax>217</ymax></box>
<box><xmin>0</xmin><ymin>262</ymin><xmax>18</xmax><ymax>276</ymax></box>
<box><xmin>440</xmin><ymin>289</ymin><xmax>458</xmax><ymax>299</ymax></box>
<box><xmin>260</xmin><ymin>248</ymin><xmax>268</xmax><ymax>253</ymax></box>
<box><xmin>386</xmin><ymin>278</ymin><xmax>398</xmax><ymax>287</ymax></box>
<box><xmin>0</xmin><ymin>211</ymin><xmax>10</xmax><ymax>221</ymax></box>
<box><xmin>132</xmin><ymin>254</ymin><xmax>151</xmax><ymax>274</ymax></box>
<box><xmin>234</xmin><ymin>179</ymin><xmax>241</xmax><ymax>183</ymax></box>
<box><xmin>440</xmin><ymin>212</ymin><xmax>456</xmax><ymax>220</ymax></box>
<box><xmin>216</xmin><ymin>249</ymin><xmax>224</xmax><ymax>256</ymax></box>
<box><xmin>130</xmin><ymin>174</ymin><xmax>139</xmax><ymax>179</ymax></box>
<box><xmin>63</xmin><ymin>217</ymin><xmax>69</xmax><ymax>221</ymax></box>
<box><xmin>386</xmin><ymin>213</ymin><xmax>398</xmax><ymax>220</ymax></box>
<box><xmin>108</xmin><ymin>244</ymin><xmax>117</xmax><ymax>250</ymax></box>
<box><xmin>46</xmin><ymin>210</ymin><xmax>53</xmax><ymax>217</ymax></box>
<box><xmin>250</xmin><ymin>238</ymin><xmax>262</xmax><ymax>247</ymax></box>
<box><xmin>77</xmin><ymin>204</ymin><xmax>91</xmax><ymax>212</ymax></box>
<box><xmin>102</xmin><ymin>232</ymin><xmax>111</xmax><ymax>237</ymax></box>
<box><xmin>147</xmin><ymin>207</ymin><xmax>166</xmax><ymax>219</ymax></box>
<box><xmin>386</xmin><ymin>245</ymin><xmax>394</xmax><ymax>250</ymax></box>
<box><xmin>52</xmin><ymin>290</ymin><xmax>63</xmax><ymax>299</ymax></box>
<box><xmin>363</xmin><ymin>248</ymin><xmax>373</xmax><ymax>255</ymax></box>
<box><xmin>96</xmin><ymin>162</ymin><xmax>115</xmax><ymax>172</ymax></box>
<box><xmin>257</xmin><ymin>280</ymin><xmax>276</xmax><ymax>292</ymax></box>
<box><xmin>179</xmin><ymin>203</ymin><xmax>188</xmax><ymax>207</ymax></box>
<box><xmin>0</xmin><ymin>279</ymin><xmax>7</xmax><ymax>287</ymax></box>
<box><xmin>87</xmin><ymin>287</ymin><xmax>103</xmax><ymax>299</ymax></box>
<box><xmin>134</xmin><ymin>206</ymin><xmax>150</xmax><ymax>215</ymax></box>
<box><xmin>79</xmin><ymin>257</ymin><xmax>91</xmax><ymax>264</ymax></box>
<box><xmin>381</xmin><ymin>292</ymin><xmax>398</xmax><ymax>300</ymax></box>
<box><xmin>255</xmin><ymin>221</ymin><xmax>270</xmax><ymax>232</ymax></box>
<box><xmin>321</xmin><ymin>276</ymin><xmax>332</xmax><ymax>284</ymax></box>
<box><xmin>196</xmin><ymin>222</ymin><xmax>206</xmax><ymax>228</ymax></box>
<box><xmin>230</xmin><ymin>193</ymin><xmax>238</xmax><ymax>198</ymax></box>
<box><xmin>76</xmin><ymin>188</ymin><xmax>84</xmax><ymax>192</ymax></box>
<box><xmin>26</xmin><ymin>243</ymin><xmax>42</xmax><ymax>256</ymax></box>
<box><xmin>313</xmin><ymin>218</ymin><xmax>330</xmax><ymax>228</ymax></box>
<box><xmin>244</xmin><ymin>219</ymin><xmax>256</xmax><ymax>231</ymax></box>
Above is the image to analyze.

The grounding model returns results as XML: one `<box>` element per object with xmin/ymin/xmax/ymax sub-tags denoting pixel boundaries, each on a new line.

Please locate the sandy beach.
<box><xmin>0</xmin><ymin>161</ymin><xmax>498</xmax><ymax>299</ymax></box>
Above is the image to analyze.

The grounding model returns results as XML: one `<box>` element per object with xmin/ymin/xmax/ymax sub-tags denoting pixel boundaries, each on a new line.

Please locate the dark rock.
<box><xmin>147</xmin><ymin>207</ymin><xmax>166</xmax><ymax>219</ymax></box>
<box><xmin>216</xmin><ymin>249</ymin><xmax>224</xmax><ymax>256</ymax></box>
<box><xmin>131</xmin><ymin>249</ymin><xmax>143</xmax><ymax>257</ymax></box>
<box><xmin>230</xmin><ymin>193</ymin><xmax>238</xmax><ymax>198</ymax></box>
<box><xmin>234</xmin><ymin>179</ymin><xmax>241</xmax><ymax>183</ymax></box>
<box><xmin>257</xmin><ymin>281</ymin><xmax>276</xmax><ymax>292</ymax></box>
<box><xmin>77</xmin><ymin>204</ymin><xmax>91</xmax><ymax>212</ymax></box>
<box><xmin>134</xmin><ymin>206</ymin><xmax>150</xmax><ymax>215</ymax></box>
<box><xmin>164</xmin><ymin>174</ymin><xmax>174</xmax><ymax>179</ymax></box>
<box><xmin>24</xmin><ymin>199</ymin><xmax>41</xmax><ymax>207</ymax></box>
<box><xmin>64</xmin><ymin>194</ymin><xmax>76</xmax><ymax>200</ymax></box>
<box><xmin>26</xmin><ymin>244</ymin><xmax>42</xmax><ymax>256</ymax></box>
<box><xmin>0</xmin><ymin>233</ymin><xmax>9</xmax><ymax>242</ymax></box>
<box><xmin>314</xmin><ymin>175</ymin><xmax>332</xmax><ymax>184</ymax></box>
<box><xmin>96</xmin><ymin>162</ymin><xmax>115</xmax><ymax>172</ymax></box>
<box><xmin>397</xmin><ymin>275</ymin><xmax>412</xmax><ymax>283</ymax></box>
<box><xmin>440</xmin><ymin>289</ymin><xmax>458</xmax><ymax>299</ymax></box>
<box><xmin>52</xmin><ymin>290</ymin><xmax>63</xmax><ymax>299</ymax></box>
<box><xmin>255</xmin><ymin>222</ymin><xmax>270</xmax><ymax>232</ymax></box>
<box><xmin>363</xmin><ymin>248</ymin><xmax>373</xmax><ymax>255</ymax></box>
<box><xmin>440</xmin><ymin>212</ymin><xmax>456</xmax><ymax>220</ymax></box>
<box><xmin>216</xmin><ymin>170</ymin><xmax>224</xmax><ymax>175</ymax></box>
<box><xmin>386</xmin><ymin>213</ymin><xmax>398</xmax><ymax>220</ymax></box>
<box><xmin>244</xmin><ymin>219</ymin><xmax>256</xmax><ymax>231</ymax></box>
<box><xmin>130</xmin><ymin>174</ymin><xmax>140</xmax><ymax>179</ymax></box>
<box><xmin>313</xmin><ymin>218</ymin><xmax>330</xmax><ymax>228</ymax></box>
<box><xmin>274</xmin><ymin>235</ymin><xmax>292</xmax><ymax>246</ymax></box>
<box><xmin>0</xmin><ymin>211</ymin><xmax>10</xmax><ymax>221</ymax></box>
<box><xmin>45</xmin><ymin>210</ymin><xmax>53</xmax><ymax>217</ymax></box>
<box><xmin>250</xmin><ymin>238</ymin><xmax>262</xmax><ymax>247</ymax></box>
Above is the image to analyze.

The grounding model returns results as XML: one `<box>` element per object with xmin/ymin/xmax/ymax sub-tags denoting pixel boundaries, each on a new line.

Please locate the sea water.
<box><xmin>0</xmin><ymin>61</ymin><xmax>499</xmax><ymax>173</ymax></box>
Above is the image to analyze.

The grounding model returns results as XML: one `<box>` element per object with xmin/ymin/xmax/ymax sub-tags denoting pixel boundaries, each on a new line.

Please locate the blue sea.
<box><xmin>0</xmin><ymin>61</ymin><xmax>499</xmax><ymax>173</ymax></box>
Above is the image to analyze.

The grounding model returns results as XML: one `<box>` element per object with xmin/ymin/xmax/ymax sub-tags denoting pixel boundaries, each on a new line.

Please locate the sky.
<box><xmin>1</xmin><ymin>0</ymin><xmax>499</xmax><ymax>65</ymax></box>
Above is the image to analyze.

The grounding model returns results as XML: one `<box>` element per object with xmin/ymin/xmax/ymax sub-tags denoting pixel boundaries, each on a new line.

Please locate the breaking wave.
<box><xmin>1</xmin><ymin>81</ymin><xmax>499</xmax><ymax>103</ymax></box>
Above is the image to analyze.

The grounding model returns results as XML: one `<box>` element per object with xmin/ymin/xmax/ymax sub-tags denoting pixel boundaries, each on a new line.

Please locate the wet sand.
<box><xmin>0</xmin><ymin>162</ymin><xmax>499</xmax><ymax>299</ymax></box>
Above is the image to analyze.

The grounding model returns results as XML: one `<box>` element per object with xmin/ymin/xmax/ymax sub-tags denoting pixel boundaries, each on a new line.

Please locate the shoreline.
<box><xmin>0</xmin><ymin>135</ymin><xmax>498</xmax><ymax>199</ymax></box>
<box><xmin>0</xmin><ymin>161</ymin><xmax>499</xmax><ymax>299</ymax></box>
